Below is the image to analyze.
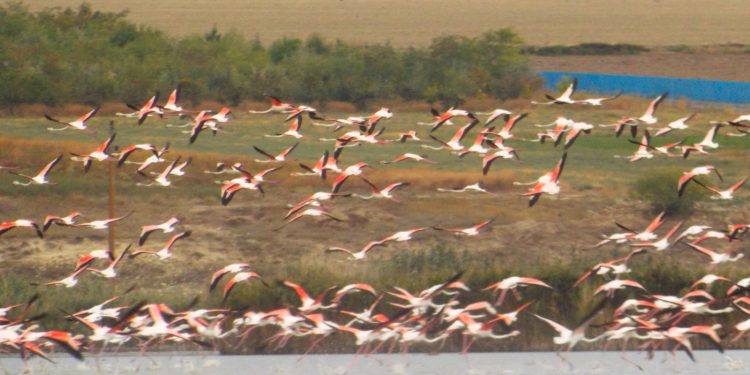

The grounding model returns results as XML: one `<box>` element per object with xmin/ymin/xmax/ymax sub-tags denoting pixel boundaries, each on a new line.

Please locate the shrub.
<box><xmin>0</xmin><ymin>3</ymin><xmax>536</xmax><ymax>110</ymax></box>
<box><xmin>630</xmin><ymin>169</ymin><xmax>707</xmax><ymax>216</ymax></box>
<box><xmin>523</xmin><ymin>43</ymin><xmax>649</xmax><ymax>56</ymax></box>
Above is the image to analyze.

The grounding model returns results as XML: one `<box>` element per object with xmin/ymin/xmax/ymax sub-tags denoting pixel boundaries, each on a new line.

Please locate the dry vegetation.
<box><xmin>26</xmin><ymin>0</ymin><xmax>750</xmax><ymax>47</ymax></box>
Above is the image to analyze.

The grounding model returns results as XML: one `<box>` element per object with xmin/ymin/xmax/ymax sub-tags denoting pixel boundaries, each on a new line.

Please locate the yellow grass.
<box><xmin>27</xmin><ymin>0</ymin><xmax>750</xmax><ymax>47</ymax></box>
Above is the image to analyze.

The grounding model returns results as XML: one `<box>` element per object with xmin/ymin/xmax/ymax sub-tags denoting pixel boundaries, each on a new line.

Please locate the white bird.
<box><xmin>10</xmin><ymin>155</ymin><xmax>63</xmax><ymax>186</ymax></box>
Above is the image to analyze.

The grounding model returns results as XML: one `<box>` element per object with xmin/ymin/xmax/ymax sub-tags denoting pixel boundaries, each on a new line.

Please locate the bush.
<box><xmin>523</xmin><ymin>43</ymin><xmax>649</xmax><ymax>56</ymax></box>
<box><xmin>0</xmin><ymin>3</ymin><xmax>536</xmax><ymax>110</ymax></box>
<box><xmin>630</xmin><ymin>169</ymin><xmax>707</xmax><ymax>216</ymax></box>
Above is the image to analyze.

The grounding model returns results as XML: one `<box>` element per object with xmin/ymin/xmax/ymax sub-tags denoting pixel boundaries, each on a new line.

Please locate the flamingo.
<box><xmin>0</xmin><ymin>219</ymin><xmax>43</xmax><ymax>238</ymax></box>
<box><xmin>278</xmin><ymin>208</ymin><xmax>343</xmax><ymax>229</ymax></box>
<box><xmin>577</xmin><ymin>92</ymin><xmax>622</xmax><ymax>106</ymax></box>
<box><xmin>654</xmin><ymin>113</ymin><xmax>696</xmax><ymax>136</ymax></box>
<box><xmin>381</xmin><ymin>153</ymin><xmax>436</xmax><ymax>164</ymax></box>
<box><xmin>42</xmin><ymin>211</ymin><xmax>83</xmax><ymax>232</ymax></box>
<box><xmin>70</xmin><ymin>133</ymin><xmax>116</xmax><ymax>172</ymax></box>
<box><xmin>383</xmin><ymin>227</ymin><xmax>429</xmax><ymax>242</ymax></box>
<box><xmin>127</xmin><ymin>93</ymin><xmax>163</xmax><ymax>125</ymax></box>
<box><xmin>209</xmin><ymin>107</ymin><xmax>232</xmax><ymax>123</ymax></box>
<box><xmin>493</xmin><ymin>113</ymin><xmax>528</xmax><ymax>140</ymax></box>
<box><xmin>573</xmin><ymin>248</ymin><xmax>648</xmax><ymax>287</ymax></box>
<box><xmin>630</xmin><ymin>221</ymin><xmax>683</xmax><ymax>251</ymax></box>
<box><xmin>326</xmin><ymin>239</ymin><xmax>390</xmax><ymax>261</ymax></box>
<box><xmin>280</xmin><ymin>281</ymin><xmax>337</xmax><ymax>312</ymax></box>
<box><xmin>524</xmin><ymin>152</ymin><xmax>567</xmax><ymax>207</ymax></box>
<box><xmin>532</xmin><ymin>78</ymin><xmax>578</xmax><ymax>105</ymax></box>
<box><xmin>136</xmin><ymin>157</ymin><xmax>181</xmax><ymax>187</ymax></box>
<box><xmin>685</xmin><ymin>242</ymin><xmax>744</xmax><ymax>264</ymax></box>
<box><xmin>480</xmin><ymin>108</ymin><xmax>512</xmax><ymax>126</ymax></box>
<box><xmin>266</xmin><ymin>115</ymin><xmax>304</xmax><ymax>139</ymax></box>
<box><xmin>222</xmin><ymin>271</ymin><xmax>267</xmax><ymax>303</ymax></box>
<box><xmin>116</xmin><ymin>144</ymin><xmax>159</xmax><ymax>167</ymax></box>
<box><xmin>43</xmin><ymin>266</ymin><xmax>89</xmax><ymax>288</ymax></box>
<box><xmin>161</xmin><ymin>87</ymin><xmax>183</xmax><ymax>113</ymax></box>
<box><xmin>89</xmin><ymin>244</ymin><xmax>131</xmax><ymax>278</ymax></box>
<box><xmin>354</xmin><ymin>178</ymin><xmax>408</xmax><ymax>200</ymax></box>
<box><xmin>692</xmin><ymin>176</ymin><xmax>748</xmax><ymax>200</ymax></box>
<box><xmin>482</xmin><ymin>148</ymin><xmax>518</xmax><ymax>175</ymax></box>
<box><xmin>533</xmin><ymin>311</ymin><xmax>604</xmax><ymax>351</ymax></box>
<box><xmin>433</xmin><ymin>217</ymin><xmax>496</xmax><ymax>236</ymax></box>
<box><xmin>44</xmin><ymin>107</ymin><xmax>99</xmax><ymax>132</ymax></box>
<box><xmin>677</xmin><ymin>165</ymin><xmax>722</xmax><ymax>197</ymax></box>
<box><xmin>395</xmin><ymin>130</ymin><xmax>420</xmax><ymax>143</ymax></box>
<box><xmin>429</xmin><ymin>108</ymin><xmax>476</xmax><ymax>132</ymax></box>
<box><xmin>209</xmin><ymin>263</ymin><xmax>250</xmax><ymax>291</ymax></box>
<box><xmin>694</xmin><ymin>123</ymin><xmax>723</xmax><ymax>149</ymax></box>
<box><xmin>249</xmin><ymin>95</ymin><xmax>296</xmax><ymax>114</ymax></box>
<box><xmin>130</xmin><ymin>231</ymin><xmax>191</xmax><ymax>260</ymax></box>
<box><xmin>138</xmin><ymin>217</ymin><xmax>180</xmax><ymax>246</ymax></box>
<box><xmin>331</xmin><ymin>162</ymin><xmax>369</xmax><ymax>193</ymax></box>
<box><xmin>483</xmin><ymin>276</ymin><xmax>553</xmax><ymax>306</ymax></box>
<box><xmin>10</xmin><ymin>155</ymin><xmax>62</xmax><ymax>186</ymax></box>
<box><xmin>594</xmin><ymin>279</ymin><xmax>648</xmax><ymax>296</ymax></box>
<box><xmin>637</xmin><ymin>92</ymin><xmax>668</xmax><ymax>125</ymax></box>
<box><xmin>295</xmin><ymin>150</ymin><xmax>329</xmax><ymax>179</ymax></box>
<box><xmin>425</xmin><ymin>119</ymin><xmax>479</xmax><ymax>152</ymax></box>
<box><xmin>253</xmin><ymin>143</ymin><xmax>298</xmax><ymax>163</ymax></box>
<box><xmin>75</xmin><ymin>212</ymin><xmax>132</xmax><ymax>230</ymax></box>
<box><xmin>73</xmin><ymin>249</ymin><xmax>113</xmax><ymax>272</ymax></box>
<box><xmin>437</xmin><ymin>182</ymin><xmax>495</xmax><ymax>195</ymax></box>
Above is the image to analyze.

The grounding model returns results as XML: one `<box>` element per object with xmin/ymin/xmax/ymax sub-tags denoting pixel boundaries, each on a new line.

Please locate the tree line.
<box><xmin>0</xmin><ymin>2</ymin><xmax>539</xmax><ymax>111</ymax></box>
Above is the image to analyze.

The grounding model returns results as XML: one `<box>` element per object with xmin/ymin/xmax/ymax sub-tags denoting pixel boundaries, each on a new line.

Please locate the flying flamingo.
<box><xmin>326</xmin><ymin>239</ymin><xmax>390</xmax><ymax>261</ymax></box>
<box><xmin>523</xmin><ymin>152</ymin><xmax>567</xmax><ymax>207</ymax></box>
<box><xmin>42</xmin><ymin>211</ymin><xmax>83</xmax><ymax>232</ymax></box>
<box><xmin>70</xmin><ymin>133</ymin><xmax>116</xmax><ymax>173</ymax></box>
<box><xmin>692</xmin><ymin>176</ymin><xmax>748</xmax><ymax>200</ymax></box>
<box><xmin>138</xmin><ymin>217</ymin><xmax>180</xmax><ymax>246</ymax></box>
<box><xmin>130</xmin><ymin>231</ymin><xmax>192</xmax><ymax>260</ymax></box>
<box><xmin>433</xmin><ymin>217</ymin><xmax>496</xmax><ymax>236</ymax></box>
<box><xmin>677</xmin><ymin>165</ymin><xmax>722</xmax><ymax>197</ymax></box>
<box><xmin>10</xmin><ymin>155</ymin><xmax>63</xmax><ymax>186</ymax></box>
<box><xmin>249</xmin><ymin>95</ymin><xmax>296</xmax><ymax>114</ymax></box>
<box><xmin>0</xmin><ymin>219</ymin><xmax>43</xmax><ymax>238</ymax></box>
<box><xmin>483</xmin><ymin>276</ymin><xmax>553</xmax><ymax>306</ymax></box>
<box><xmin>685</xmin><ymin>242</ymin><xmax>744</xmax><ymax>264</ymax></box>
<box><xmin>429</xmin><ymin>108</ymin><xmax>477</xmax><ymax>132</ymax></box>
<box><xmin>532</xmin><ymin>78</ymin><xmax>578</xmax><ymax>105</ymax></box>
<box><xmin>253</xmin><ymin>143</ymin><xmax>298</xmax><ymax>163</ymax></box>
<box><xmin>381</xmin><ymin>153</ymin><xmax>437</xmax><ymax>164</ymax></box>
<box><xmin>354</xmin><ymin>178</ymin><xmax>409</xmax><ymax>200</ymax></box>
<box><xmin>44</xmin><ymin>107</ymin><xmax>99</xmax><ymax>132</ymax></box>
<box><xmin>222</xmin><ymin>271</ymin><xmax>268</xmax><ymax>303</ymax></box>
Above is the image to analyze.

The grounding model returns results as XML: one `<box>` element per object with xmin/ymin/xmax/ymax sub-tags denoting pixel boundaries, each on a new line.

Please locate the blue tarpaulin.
<box><xmin>538</xmin><ymin>71</ymin><xmax>750</xmax><ymax>104</ymax></box>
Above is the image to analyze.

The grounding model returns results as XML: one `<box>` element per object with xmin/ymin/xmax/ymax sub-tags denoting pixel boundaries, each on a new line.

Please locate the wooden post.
<box><xmin>108</xmin><ymin>120</ymin><xmax>116</xmax><ymax>252</ymax></box>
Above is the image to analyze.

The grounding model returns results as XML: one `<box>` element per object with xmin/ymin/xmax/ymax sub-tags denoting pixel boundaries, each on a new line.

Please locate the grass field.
<box><xmin>0</xmin><ymin>96</ymin><xmax>748</xmax><ymax>351</ymax></box>
<box><xmin>26</xmin><ymin>1</ymin><xmax>750</xmax><ymax>47</ymax></box>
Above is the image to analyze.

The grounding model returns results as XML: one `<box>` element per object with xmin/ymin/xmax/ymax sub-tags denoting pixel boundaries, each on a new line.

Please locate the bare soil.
<box><xmin>530</xmin><ymin>49</ymin><xmax>750</xmax><ymax>82</ymax></box>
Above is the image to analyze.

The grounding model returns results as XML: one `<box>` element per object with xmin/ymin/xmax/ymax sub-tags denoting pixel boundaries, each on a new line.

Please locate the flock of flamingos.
<box><xmin>1</xmin><ymin>78</ymin><xmax>749</xmax><ymax>369</ymax></box>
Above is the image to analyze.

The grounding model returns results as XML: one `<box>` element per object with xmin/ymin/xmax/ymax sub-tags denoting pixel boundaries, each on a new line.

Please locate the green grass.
<box><xmin>0</xmin><ymin>100</ymin><xmax>748</xmax><ymax>352</ymax></box>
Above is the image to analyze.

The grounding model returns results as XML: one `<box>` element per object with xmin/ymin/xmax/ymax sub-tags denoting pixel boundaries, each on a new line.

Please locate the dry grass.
<box><xmin>26</xmin><ymin>1</ymin><xmax>750</xmax><ymax>47</ymax></box>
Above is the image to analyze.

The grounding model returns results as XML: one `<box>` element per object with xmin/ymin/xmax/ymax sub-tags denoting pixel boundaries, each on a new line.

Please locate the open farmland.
<box><xmin>26</xmin><ymin>0</ymin><xmax>750</xmax><ymax>47</ymax></box>
<box><xmin>0</xmin><ymin>97</ymin><xmax>748</xmax><ymax>352</ymax></box>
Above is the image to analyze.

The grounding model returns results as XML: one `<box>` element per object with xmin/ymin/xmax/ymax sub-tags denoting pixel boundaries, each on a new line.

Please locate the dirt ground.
<box><xmin>530</xmin><ymin>49</ymin><xmax>750</xmax><ymax>82</ymax></box>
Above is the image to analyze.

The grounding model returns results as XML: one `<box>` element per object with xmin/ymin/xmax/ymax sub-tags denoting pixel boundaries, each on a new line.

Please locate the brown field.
<box><xmin>27</xmin><ymin>0</ymin><xmax>750</xmax><ymax>47</ymax></box>
<box><xmin>530</xmin><ymin>48</ymin><xmax>750</xmax><ymax>82</ymax></box>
